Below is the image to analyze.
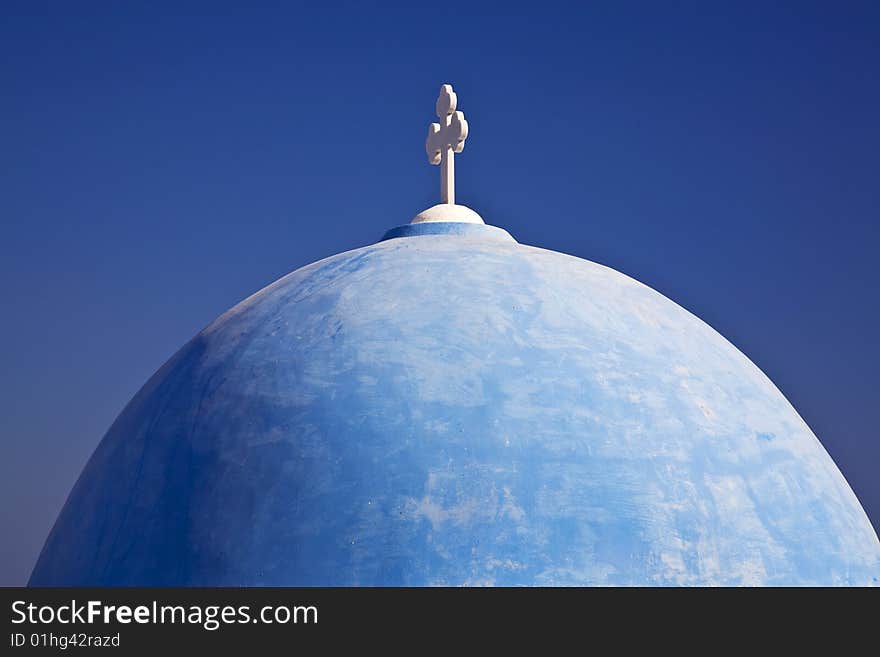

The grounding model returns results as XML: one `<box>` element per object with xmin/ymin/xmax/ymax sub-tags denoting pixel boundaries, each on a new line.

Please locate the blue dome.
<box><xmin>31</xmin><ymin>222</ymin><xmax>880</xmax><ymax>585</ymax></box>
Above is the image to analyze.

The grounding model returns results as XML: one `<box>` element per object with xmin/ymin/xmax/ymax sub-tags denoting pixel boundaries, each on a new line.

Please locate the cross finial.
<box><xmin>426</xmin><ymin>84</ymin><xmax>468</xmax><ymax>205</ymax></box>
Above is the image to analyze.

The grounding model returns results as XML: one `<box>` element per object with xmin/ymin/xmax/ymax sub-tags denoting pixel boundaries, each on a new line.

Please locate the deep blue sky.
<box><xmin>2</xmin><ymin>2</ymin><xmax>878</xmax><ymax>585</ymax></box>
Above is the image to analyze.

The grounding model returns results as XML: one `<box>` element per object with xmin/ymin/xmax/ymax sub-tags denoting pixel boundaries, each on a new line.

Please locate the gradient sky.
<box><xmin>2</xmin><ymin>2</ymin><xmax>878</xmax><ymax>585</ymax></box>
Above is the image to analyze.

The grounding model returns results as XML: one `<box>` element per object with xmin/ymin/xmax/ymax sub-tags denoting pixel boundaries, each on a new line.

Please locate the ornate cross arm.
<box><xmin>425</xmin><ymin>84</ymin><xmax>469</xmax><ymax>204</ymax></box>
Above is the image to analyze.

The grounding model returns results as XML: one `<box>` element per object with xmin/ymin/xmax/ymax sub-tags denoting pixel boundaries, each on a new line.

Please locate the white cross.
<box><xmin>425</xmin><ymin>84</ymin><xmax>468</xmax><ymax>205</ymax></box>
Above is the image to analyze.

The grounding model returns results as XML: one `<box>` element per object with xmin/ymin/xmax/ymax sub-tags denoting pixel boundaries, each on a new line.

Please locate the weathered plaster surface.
<box><xmin>31</xmin><ymin>224</ymin><xmax>880</xmax><ymax>585</ymax></box>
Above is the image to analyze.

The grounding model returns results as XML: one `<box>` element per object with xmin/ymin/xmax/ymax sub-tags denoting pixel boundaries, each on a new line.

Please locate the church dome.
<box><xmin>30</xmin><ymin>220</ymin><xmax>880</xmax><ymax>586</ymax></box>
